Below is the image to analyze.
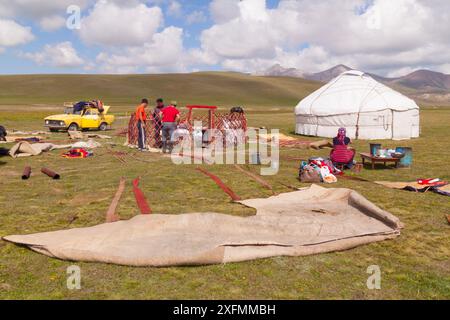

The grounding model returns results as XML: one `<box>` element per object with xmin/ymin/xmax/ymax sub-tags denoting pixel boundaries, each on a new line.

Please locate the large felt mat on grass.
<box><xmin>3</xmin><ymin>185</ymin><xmax>402</xmax><ymax>267</ymax></box>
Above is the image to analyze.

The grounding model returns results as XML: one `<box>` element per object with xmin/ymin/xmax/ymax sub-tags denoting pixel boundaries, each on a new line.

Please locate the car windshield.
<box><xmin>64</xmin><ymin>107</ymin><xmax>74</xmax><ymax>114</ymax></box>
<box><xmin>83</xmin><ymin>109</ymin><xmax>99</xmax><ymax>116</ymax></box>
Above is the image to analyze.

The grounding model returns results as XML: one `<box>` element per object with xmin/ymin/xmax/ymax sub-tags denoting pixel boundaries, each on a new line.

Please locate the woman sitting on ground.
<box><xmin>330</xmin><ymin>128</ymin><xmax>356</xmax><ymax>169</ymax></box>
<box><xmin>333</xmin><ymin>127</ymin><xmax>351</xmax><ymax>147</ymax></box>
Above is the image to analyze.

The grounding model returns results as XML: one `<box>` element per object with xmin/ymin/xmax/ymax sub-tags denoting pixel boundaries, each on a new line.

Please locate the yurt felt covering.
<box><xmin>3</xmin><ymin>185</ymin><xmax>403</xmax><ymax>267</ymax></box>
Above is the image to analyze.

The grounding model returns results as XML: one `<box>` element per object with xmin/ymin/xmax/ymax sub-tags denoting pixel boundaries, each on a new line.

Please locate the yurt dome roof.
<box><xmin>295</xmin><ymin>70</ymin><xmax>419</xmax><ymax>116</ymax></box>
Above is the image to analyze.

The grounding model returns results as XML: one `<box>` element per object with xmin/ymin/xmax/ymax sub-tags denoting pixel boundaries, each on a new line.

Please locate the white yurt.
<box><xmin>295</xmin><ymin>70</ymin><xmax>420</xmax><ymax>140</ymax></box>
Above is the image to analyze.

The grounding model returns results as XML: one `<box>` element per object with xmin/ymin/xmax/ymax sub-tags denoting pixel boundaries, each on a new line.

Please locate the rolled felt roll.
<box><xmin>41</xmin><ymin>167</ymin><xmax>60</xmax><ymax>180</ymax></box>
<box><xmin>22</xmin><ymin>166</ymin><xmax>31</xmax><ymax>180</ymax></box>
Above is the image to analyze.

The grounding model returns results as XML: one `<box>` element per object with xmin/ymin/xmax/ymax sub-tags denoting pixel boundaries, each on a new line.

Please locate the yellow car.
<box><xmin>45</xmin><ymin>103</ymin><xmax>115</xmax><ymax>132</ymax></box>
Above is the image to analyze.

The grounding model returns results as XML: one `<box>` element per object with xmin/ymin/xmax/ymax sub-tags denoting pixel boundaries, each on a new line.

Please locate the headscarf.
<box><xmin>337</xmin><ymin>127</ymin><xmax>347</xmax><ymax>145</ymax></box>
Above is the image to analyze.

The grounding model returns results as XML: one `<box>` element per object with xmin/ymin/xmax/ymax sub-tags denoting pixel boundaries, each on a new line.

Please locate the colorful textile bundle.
<box><xmin>417</xmin><ymin>178</ymin><xmax>446</xmax><ymax>186</ymax></box>
<box><xmin>62</xmin><ymin>148</ymin><xmax>93</xmax><ymax>159</ymax></box>
<box><xmin>299</xmin><ymin>158</ymin><xmax>340</xmax><ymax>184</ymax></box>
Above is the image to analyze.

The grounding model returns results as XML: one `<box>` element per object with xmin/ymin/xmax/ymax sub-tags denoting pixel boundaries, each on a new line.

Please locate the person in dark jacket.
<box><xmin>0</xmin><ymin>125</ymin><xmax>7</xmax><ymax>142</ymax></box>
<box><xmin>73</xmin><ymin>101</ymin><xmax>88</xmax><ymax>114</ymax></box>
<box><xmin>153</xmin><ymin>98</ymin><xmax>165</xmax><ymax>148</ymax></box>
<box><xmin>333</xmin><ymin>127</ymin><xmax>351</xmax><ymax>146</ymax></box>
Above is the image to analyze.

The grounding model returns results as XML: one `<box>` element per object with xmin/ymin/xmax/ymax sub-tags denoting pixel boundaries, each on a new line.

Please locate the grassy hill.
<box><xmin>0</xmin><ymin>72</ymin><xmax>321</xmax><ymax>108</ymax></box>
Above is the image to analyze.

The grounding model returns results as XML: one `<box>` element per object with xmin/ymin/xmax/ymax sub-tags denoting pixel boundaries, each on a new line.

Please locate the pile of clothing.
<box><xmin>73</xmin><ymin>100</ymin><xmax>104</xmax><ymax>114</ymax></box>
<box><xmin>62</xmin><ymin>148</ymin><xmax>93</xmax><ymax>159</ymax></box>
<box><xmin>62</xmin><ymin>140</ymin><xmax>100</xmax><ymax>158</ymax></box>
<box><xmin>376</xmin><ymin>178</ymin><xmax>450</xmax><ymax>197</ymax></box>
<box><xmin>71</xmin><ymin>139</ymin><xmax>101</xmax><ymax>149</ymax></box>
<box><xmin>299</xmin><ymin>158</ymin><xmax>341</xmax><ymax>184</ymax></box>
<box><xmin>411</xmin><ymin>179</ymin><xmax>449</xmax><ymax>197</ymax></box>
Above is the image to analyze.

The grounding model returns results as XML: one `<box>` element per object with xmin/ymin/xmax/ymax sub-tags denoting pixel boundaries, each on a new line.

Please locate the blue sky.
<box><xmin>0</xmin><ymin>0</ymin><xmax>216</xmax><ymax>74</ymax></box>
<box><xmin>0</xmin><ymin>0</ymin><xmax>448</xmax><ymax>76</ymax></box>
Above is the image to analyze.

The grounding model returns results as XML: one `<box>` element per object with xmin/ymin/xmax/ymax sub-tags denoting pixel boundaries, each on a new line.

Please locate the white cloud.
<box><xmin>39</xmin><ymin>15</ymin><xmax>66</xmax><ymax>32</ymax></box>
<box><xmin>186</xmin><ymin>10</ymin><xmax>207</xmax><ymax>25</ymax></box>
<box><xmin>186</xmin><ymin>48</ymin><xmax>219</xmax><ymax>67</ymax></box>
<box><xmin>201</xmin><ymin>0</ymin><xmax>277</xmax><ymax>60</ymax></box>
<box><xmin>276</xmin><ymin>0</ymin><xmax>432</xmax><ymax>56</ymax></box>
<box><xmin>96</xmin><ymin>27</ymin><xmax>185</xmax><ymax>73</ymax></box>
<box><xmin>0</xmin><ymin>19</ymin><xmax>34</xmax><ymax>47</ymax></box>
<box><xmin>199</xmin><ymin>0</ymin><xmax>450</xmax><ymax>76</ymax></box>
<box><xmin>22</xmin><ymin>41</ymin><xmax>84</xmax><ymax>68</ymax></box>
<box><xmin>209</xmin><ymin>0</ymin><xmax>240</xmax><ymax>24</ymax></box>
<box><xmin>167</xmin><ymin>0</ymin><xmax>182</xmax><ymax>17</ymax></box>
<box><xmin>386</xmin><ymin>67</ymin><xmax>418</xmax><ymax>78</ymax></box>
<box><xmin>5</xmin><ymin>0</ymin><xmax>450</xmax><ymax>76</ymax></box>
<box><xmin>0</xmin><ymin>0</ymin><xmax>88</xmax><ymax>18</ymax></box>
<box><xmin>0</xmin><ymin>0</ymin><xmax>89</xmax><ymax>31</ymax></box>
<box><xmin>436</xmin><ymin>64</ymin><xmax>450</xmax><ymax>75</ymax></box>
<box><xmin>147</xmin><ymin>0</ymin><xmax>166</xmax><ymax>5</ymax></box>
<box><xmin>79</xmin><ymin>1</ymin><xmax>163</xmax><ymax>47</ymax></box>
<box><xmin>77</xmin><ymin>1</ymin><xmax>192</xmax><ymax>73</ymax></box>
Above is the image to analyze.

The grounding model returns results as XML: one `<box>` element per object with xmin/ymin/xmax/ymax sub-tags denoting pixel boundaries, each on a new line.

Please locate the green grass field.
<box><xmin>0</xmin><ymin>72</ymin><xmax>320</xmax><ymax>107</ymax></box>
<box><xmin>0</xmin><ymin>73</ymin><xmax>449</xmax><ymax>300</ymax></box>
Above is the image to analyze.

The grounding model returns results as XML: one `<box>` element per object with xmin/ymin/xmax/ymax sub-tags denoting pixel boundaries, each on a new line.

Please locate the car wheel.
<box><xmin>68</xmin><ymin>123</ymin><xmax>79</xmax><ymax>132</ymax></box>
<box><xmin>99</xmin><ymin>122</ymin><xmax>108</xmax><ymax>131</ymax></box>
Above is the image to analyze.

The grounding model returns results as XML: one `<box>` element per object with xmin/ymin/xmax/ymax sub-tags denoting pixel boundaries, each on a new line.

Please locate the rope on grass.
<box><xmin>129</xmin><ymin>153</ymin><xmax>157</xmax><ymax>163</ymax></box>
<box><xmin>339</xmin><ymin>175</ymin><xmax>373</xmax><ymax>183</ymax></box>
<box><xmin>105</xmin><ymin>177</ymin><xmax>126</xmax><ymax>223</ymax></box>
<box><xmin>106</xmin><ymin>147</ymin><xmax>128</xmax><ymax>164</ymax></box>
<box><xmin>276</xmin><ymin>182</ymin><xmax>300</xmax><ymax>191</ymax></box>
<box><xmin>196</xmin><ymin>167</ymin><xmax>242</xmax><ymax>201</ymax></box>
<box><xmin>233</xmin><ymin>165</ymin><xmax>274</xmax><ymax>193</ymax></box>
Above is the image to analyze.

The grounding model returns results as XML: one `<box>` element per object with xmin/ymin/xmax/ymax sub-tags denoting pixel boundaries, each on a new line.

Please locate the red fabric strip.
<box><xmin>133</xmin><ymin>177</ymin><xmax>152</xmax><ymax>215</ymax></box>
<box><xmin>196</xmin><ymin>168</ymin><xmax>241</xmax><ymax>201</ymax></box>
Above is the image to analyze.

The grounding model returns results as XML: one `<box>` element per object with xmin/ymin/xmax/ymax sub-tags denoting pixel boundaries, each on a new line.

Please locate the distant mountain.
<box><xmin>308</xmin><ymin>65</ymin><xmax>391</xmax><ymax>84</ymax></box>
<box><xmin>257</xmin><ymin>63</ymin><xmax>450</xmax><ymax>104</ymax></box>
<box><xmin>304</xmin><ymin>64</ymin><xmax>352</xmax><ymax>82</ymax></box>
<box><xmin>255</xmin><ymin>64</ymin><xmax>351</xmax><ymax>82</ymax></box>
<box><xmin>255</xmin><ymin>64</ymin><xmax>305</xmax><ymax>78</ymax></box>
<box><xmin>388</xmin><ymin>70</ymin><xmax>450</xmax><ymax>91</ymax></box>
